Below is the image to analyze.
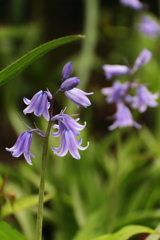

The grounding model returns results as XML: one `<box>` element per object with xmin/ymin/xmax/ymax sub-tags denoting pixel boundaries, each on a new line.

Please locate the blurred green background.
<box><xmin>1</xmin><ymin>0</ymin><xmax>160</xmax><ymax>240</ymax></box>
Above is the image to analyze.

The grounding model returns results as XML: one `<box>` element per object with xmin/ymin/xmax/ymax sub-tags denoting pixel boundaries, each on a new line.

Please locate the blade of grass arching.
<box><xmin>145</xmin><ymin>224</ymin><xmax>160</xmax><ymax>240</ymax></box>
<box><xmin>92</xmin><ymin>225</ymin><xmax>157</xmax><ymax>240</ymax></box>
<box><xmin>0</xmin><ymin>35</ymin><xmax>84</xmax><ymax>86</ymax></box>
<box><xmin>116</xmin><ymin>210</ymin><xmax>160</xmax><ymax>229</ymax></box>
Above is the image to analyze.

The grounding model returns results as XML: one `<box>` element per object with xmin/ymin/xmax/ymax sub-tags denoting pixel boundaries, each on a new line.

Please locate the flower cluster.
<box><xmin>101</xmin><ymin>49</ymin><xmax>159</xmax><ymax>130</ymax></box>
<box><xmin>135</xmin><ymin>15</ymin><xmax>160</xmax><ymax>38</ymax></box>
<box><xmin>6</xmin><ymin>62</ymin><xmax>93</xmax><ymax>164</ymax></box>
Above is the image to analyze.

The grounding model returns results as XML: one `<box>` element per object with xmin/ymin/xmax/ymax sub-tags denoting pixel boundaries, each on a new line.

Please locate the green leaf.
<box><xmin>0</xmin><ymin>35</ymin><xmax>84</xmax><ymax>86</ymax></box>
<box><xmin>1</xmin><ymin>192</ymin><xmax>55</xmax><ymax>218</ymax></box>
<box><xmin>92</xmin><ymin>225</ymin><xmax>157</xmax><ymax>240</ymax></box>
<box><xmin>0</xmin><ymin>221</ymin><xmax>27</xmax><ymax>240</ymax></box>
<box><xmin>146</xmin><ymin>224</ymin><xmax>160</xmax><ymax>240</ymax></box>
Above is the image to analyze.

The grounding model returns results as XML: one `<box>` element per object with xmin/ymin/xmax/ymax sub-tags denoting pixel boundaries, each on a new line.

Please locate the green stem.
<box><xmin>35</xmin><ymin>120</ymin><xmax>53</xmax><ymax>240</ymax></box>
<box><xmin>109</xmin><ymin>129</ymin><xmax>121</xmax><ymax>232</ymax></box>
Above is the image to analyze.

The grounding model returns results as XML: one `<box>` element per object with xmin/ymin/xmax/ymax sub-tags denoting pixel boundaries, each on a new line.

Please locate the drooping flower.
<box><xmin>109</xmin><ymin>103</ymin><xmax>141</xmax><ymax>130</ymax></box>
<box><xmin>5</xmin><ymin>131</ymin><xmax>35</xmax><ymax>165</ymax></box>
<box><xmin>133</xmin><ymin>48</ymin><xmax>152</xmax><ymax>73</ymax></box>
<box><xmin>130</xmin><ymin>85</ymin><xmax>159</xmax><ymax>112</ymax></box>
<box><xmin>102</xmin><ymin>65</ymin><xmax>130</xmax><ymax>80</ymax></box>
<box><xmin>51</xmin><ymin>113</ymin><xmax>89</xmax><ymax>159</ymax></box>
<box><xmin>64</xmin><ymin>88</ymin><xmax>93</xmax><ymax>108</ymax></box>
<box><xmin>61</xmin><ymin>62</ymin><xmax>73</xmax><ymax>81</ymax></box>
<box><xmin>135</xmin><ymin>15</ymin><xmax>160</xmax><ymax>38</ymax></box>
<box><xmin>60</xmin><ymin>77</ymin><xmax>81</xmax><ymax>91</ymax></box>
<box><xmin>23</xmin><ymin>90</ymin><xmax>52</xmax><ymax>121</ymax></box>
<box><xmin>101</xmin><ymin>80</ymin><xmax>137</xmax><ymax>103</ymax></box>
<box><xmin>120</xmin><ymin>0</ymin><xmax>144</xmax><ymax>10</ymax></box>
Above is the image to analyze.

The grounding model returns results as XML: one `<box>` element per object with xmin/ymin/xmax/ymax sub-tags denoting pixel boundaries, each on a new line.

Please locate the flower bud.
<box><xmin>61</xmin><ymin>62</ymin><xmax>72</xmax><ymax>81</ymax></box>
<box><xmin>60</xmin><ymin>77</ymin><xmax>80</xmax><ymax>91</ymax></box>
<box><xmin>133</xmin><ymin>48</ymin><xmax>152</xmax><ymax>72</ymax></box>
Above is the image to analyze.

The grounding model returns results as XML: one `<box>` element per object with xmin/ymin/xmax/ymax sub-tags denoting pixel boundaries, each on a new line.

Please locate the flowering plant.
<box><xmin>5</xmin><ymin>61</ymin><xmax>93</xmax><ymax>239</ymax></box>
<box><xmin>101</xmin><ymin>49</ymin><xmax>158</xmax><ymax>130</ymax></box>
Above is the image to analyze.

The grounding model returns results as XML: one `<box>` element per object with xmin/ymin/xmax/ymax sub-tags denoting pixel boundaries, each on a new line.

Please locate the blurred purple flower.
<box><xmin>51</xmin><ymin>113</ymin><xmax>89</xmax><ymax>159</ymax></box>
<box><xmin>102</xmin><ymin>65</ymin><xmax>130</xmax><ymax>80</ymax></box>
<box><xmin>120</xmin><ymin>0</ymin><xmax>144</xmax><ymax>10</ymax></box>
<box><xmin>130</xmin><ymin>85</ymin><xmax>159</xmax><ymax>112</ymax></box>
<box><xmin>65</xmin><ymin>88</ymin><xmax>93</xmax><ymax>108</ymax></box>
<box><xmin>101</xmin><ymin>80</ymin><xmax>137</xmax><ymax>103</ymax></box>
<box><xmin>135</xmin><ymin>15</ymin><xmax>160</xmax><ymax>38</ymax></box>
<box><xmin>23</xmin><ymin>90</ymin><xmax>52</xmax><ymax>121</ymax></box>
<box><xmin>109</xmin><ymin>103</ymin><xmax>141</xmax><ymax>130</ymax></box>
<box><xmin>133</xmin><ymin>48</ymin><xmax>152</xmax><ymax>73</ymax></box>
<box><xmin>61</xmin><ymin>62</ymin><xmax>73</xmax><ymax>81</ymax></box>
<box><xmin>5</xmin><ymin>131</ymin><xmax>35</xmax><ymax>165</ymax></box>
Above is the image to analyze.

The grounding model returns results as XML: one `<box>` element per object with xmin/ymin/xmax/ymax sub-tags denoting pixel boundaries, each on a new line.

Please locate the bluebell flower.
<box><xmin>51</xmin><ymin>113</ymin><xmax>89</xmax><ymax>159</ymax></box>
<box><xmin>101</xmin><ymin>80</ymin><xmax>137</xmax><ymax>103</ymax></box>
<box><xmin>102</xmin><ymin>65</ymin><xmax>130</xmax><ymax>80</ymax></box>
<box><xmin>60</xmin><ymin>77</ymin><xmax>81</xmax><ymax>91</ymax></box>
<box><xmin>60</xmin><ymin>62</ymin><xmax>93</xmax><ymax>107</ymax></box>
<box><xmin>109</xmin><ymin>103</ymin><xmax>141</xmax><ymax>130</ymax></box>
<box><xmin>135</xmin><ymin>15</ymin><xmax>160</xmax><ymax>38</ymax></box>
<box><xmin>61</xmin><ymin>62</ymin><xmax>73</xmax><ymax>81</ymax></box>
<box><xmin>120</xmin><ymin>0</ymin><xmax>144</xmax><ymax>10</ymax></box>
<box><xmin>5</xmin><ymin>131</ymin><xmax>35</xmax><ymax>165</ymax></box>
<box><xmin>130</xmin><ymin>85</ymin><xmax>159</xmax><ymax>112</ymax></box>
<box><xmin>64</xmin><ymin>88</ymin><xmax>93</xmax><ymax>108</ymax></box>
<box><xmin>133</xmin><ymin>48</ymin><xmax>152</xmax><ymax>73</ymax></box>
<box><xmin>23</xmin><ymin>90</ymin><xmax>52</xmax><ymax>121</ymax></box>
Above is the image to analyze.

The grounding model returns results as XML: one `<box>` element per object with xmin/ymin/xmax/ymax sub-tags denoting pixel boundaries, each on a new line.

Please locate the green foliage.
<box><xmin>92</xmin><ymin>225</ymin><xmax>157</xmax><ymax>240</ymax></box>
<box><xmin>1</xmin><ymin>192</ymin><xmax>55</xmax><ymax>218</ymax></box>
<box><xmin>145</xmin><ymin>224</ymin><xmax>160</xmax><ymax>240</ymax></box>
<box><xmin>1</xmin><ymin>0</ymin><xmax>160</xmax><ymax>240</ymax></box>
<box><xmin>0</xmin><ymin>221</ymin><xmax>27</xmax><ymax>240</ymax></box>
<box><xmin>0</xmin><ymin>35</ymin><xmax>84</xmax><ymax>86</ymax></box>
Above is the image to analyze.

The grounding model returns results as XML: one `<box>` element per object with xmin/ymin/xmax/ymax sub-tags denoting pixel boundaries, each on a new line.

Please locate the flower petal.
<box><xmin>52</xmin><ymin>132</ymin><xmax>68</xmax><ymax>157</ymax></box>
<box><xmin>61</xmin><ymin>62</ymin><xmax>72</xmax><ymax>81</ymax></box>
<box><xmin>65</xmin><ymin>88</ymin><xmax>93</xmax><ymax>108</ymax></box>
<box><xmin>23</xmin><ymin>97</ymin><xmax>30</xmax><ymax>105</ymax></box>
<box><xmin>102</xmin><ymin>65</ymin><xmax>130</xmax><ymax>79</ymax></box>
<box><xmin>65</xmin><ymin>131</ymin><xmax>80</xmax><ymax>159</ymax></box>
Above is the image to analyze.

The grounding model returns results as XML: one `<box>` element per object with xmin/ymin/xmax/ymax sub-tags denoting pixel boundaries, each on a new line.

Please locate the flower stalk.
<box><xmin>35</xmin><ymin>120</ymin><xmax>53</xmax><ymax>240</ymax></box>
